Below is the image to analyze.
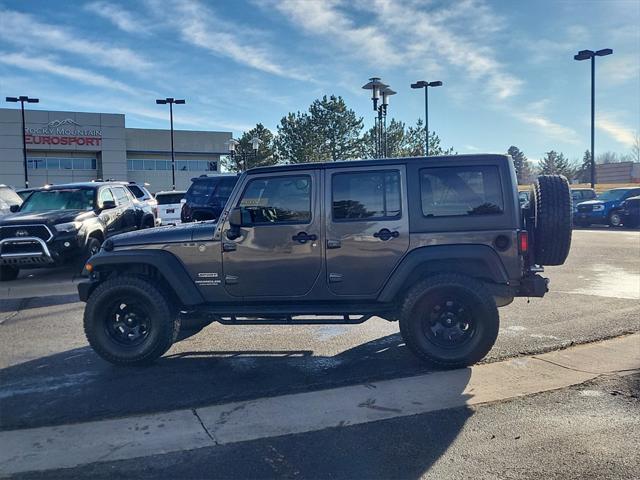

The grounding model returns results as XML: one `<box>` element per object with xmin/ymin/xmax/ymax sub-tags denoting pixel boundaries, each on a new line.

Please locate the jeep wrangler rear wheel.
<box><xmin>399</xmin><ymin>274</ymin><xmax>499</xmax><ymax>368</ymax></box>
<box><xmin>83</xmin><ymin>275</ymin><xmax>180</xmax><ymax>365</ymax></box>
<box><xmin>529</xmin><ymin>175</ymin><xmax>572</xmax><ymax>266</ymax></box>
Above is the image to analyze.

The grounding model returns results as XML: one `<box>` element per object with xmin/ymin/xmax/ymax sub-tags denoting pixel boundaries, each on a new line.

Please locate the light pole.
<box><xmin>410</xmin><ymin>80</ymin><xmax>442</xmax><ymax>156</ymax></box>
<box><xmin>362</xmin><ymin>77</ymin><xmax>388</xmax><ymax>158</ymax></box>
<box><xmin>227</xmin><ymin>137</ymin><xmax>261</xmax><ymax>171</ymax></box>
<box><xmin>380</xmin><ymin>87</ymin><xmax>396</xmax><ymax>157</ymax></box>
<box><xmin>6</xmin><ymin>95</ymin><xmax>39</xmax><ymax>188</ymax></box>
<box><xmin>574</xmin><ymin>48</ymin><xmax>613</xmax><ymax>188</ymax></box>
<box><xmin>156</xmin><ymin>97</ymin><xmax>185</xmax><ymax>190</ymax></box>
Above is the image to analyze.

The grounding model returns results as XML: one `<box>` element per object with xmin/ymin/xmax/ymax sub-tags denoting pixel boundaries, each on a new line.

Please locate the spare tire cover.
<box><xmin>529</xmin><ymin>175</ymin><xmax>572</xmax><ymax>266</ymax></box>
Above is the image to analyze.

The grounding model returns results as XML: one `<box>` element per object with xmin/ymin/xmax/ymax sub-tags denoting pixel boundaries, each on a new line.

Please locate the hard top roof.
<box><xmin>246</xmin><ymin>154</ymin><xmax>509</xmax><ymax>174</ymax></box>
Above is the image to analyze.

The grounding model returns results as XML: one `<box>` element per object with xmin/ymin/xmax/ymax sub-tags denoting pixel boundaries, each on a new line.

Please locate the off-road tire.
<box><xmin>83</xmin><ymin>275</ymin><xmax>180</xmax><ymax>366</ymax></box>
<box><xmin>0</xmin><ymin>265</ymin><xmax>19</xmax><ymax>281</ymax></box>
<box><xmin>529</xmin><ymin>175</ymin><xmax>572</xmax><ymax>266</ymax></box>
<box><xmin>399</xmin><ymin>274</ymin><xmax>499</xmax><ymax>368</ymax></box>
<box><xmin>608</xmin><ymin>210</ymin><xmax>622</xmax><ymax>228</ymax></box>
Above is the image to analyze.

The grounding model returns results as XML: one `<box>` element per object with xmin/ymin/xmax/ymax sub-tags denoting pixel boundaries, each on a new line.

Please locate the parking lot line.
<box><xmin>1</xmin><ymin>333</ymin><xmax>638</xmax><ymax>475</ymax></box>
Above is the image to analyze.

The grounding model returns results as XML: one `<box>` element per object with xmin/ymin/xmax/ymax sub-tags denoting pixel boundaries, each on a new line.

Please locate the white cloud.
<box><xmin>597</xmin><ymin>114</ymin><xmax>637</xmax><ymax>147</ymax></box>
<box><xmin>269</xmin><ymin>0</ymin><xmax>522</xmax><ymax>100</ymax></box>
<box><xmin>0</xmin><ymin>9</ymin><xmax>153</xmax><ymax>71</ymax></box>
<box><xmin>84</xmin><ymin>1</ymin><xmax>150</xmax><ymax>35</ymax></box>
<box><xmin>512</xmin><ymin>111</ymin><xmax>580</xmax><ymax>144</ymax></box>
<box><xmin>0</xmin><ymin>53</ymin><xmax>142</xmax><ymax>95</ymax></box>
<box><xmin>153</xmin><ymin>0</ymin><xmax>310</xmax><ymax>81</ymax></box>
<box><xmin>597</xmin><ymin>54</ymin><xmax>640</xmax><ymax>86</ymax></box>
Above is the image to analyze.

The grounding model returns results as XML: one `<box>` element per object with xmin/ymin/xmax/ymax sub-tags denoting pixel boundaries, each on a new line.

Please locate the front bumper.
<box><xmin>0</xmin><ymin>236</ymin><xmax>54</xmax><ymax>266</ymax></box>
<box><xmin>574</xmin><ymin>210</ymin><xmax>606</xmax><ymax>224</ymax></box>
<box><xmin>0</xmin><ymin>234</ymin><xmax>82</xmax><ymax>266</ymax></box>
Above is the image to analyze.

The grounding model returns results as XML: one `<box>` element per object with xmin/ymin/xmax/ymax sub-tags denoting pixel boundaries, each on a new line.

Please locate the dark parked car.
<box><xmin>621</xmin><ymin>195</ymin><xmax>640</xmax><ymax>228</ymax></box>
<box><xmin>79</xmin><ymin>155</ymin><xmax>572</xmax><ymax>367</ymax></box>
<box><xmin>181</xmin><ymin>174</ymin><xmax>239</xmax><ymax>222</ymax></box>
<box><xmin>0</xmin><ymin>182</ymin><xmax>156</xmax><ymax>281</ymax></box>
<box><xmin>574</xmin><ymin>187</ymin><xmax>640</xmax><ymax>227</ymax></box>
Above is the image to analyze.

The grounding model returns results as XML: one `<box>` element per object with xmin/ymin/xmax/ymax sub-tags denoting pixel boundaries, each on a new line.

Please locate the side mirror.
<box><xmin>180</xmin><ymin>198</ymin><xmax>187</xmax><ymax>204</ymax></box>
<box><xmin>9</xmin><ymin>204</ymin><xmax>20</xmax><ymax>213</ymax></box>
<box><xmin>102</xmin><ymin>200</ymin><xmax>116</xmax><ymax>210</ymax></box>
<box><xmin>228</xmin><ymin>207</ymin><xmax>243</xmax><ymax>227</ymax></box>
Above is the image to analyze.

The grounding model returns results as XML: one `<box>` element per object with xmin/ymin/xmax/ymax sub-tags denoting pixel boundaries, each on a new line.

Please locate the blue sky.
<box><xmin>1</xmin><ymin>0</ymin><xmax>638</xmax><ymax>163</ymax></box>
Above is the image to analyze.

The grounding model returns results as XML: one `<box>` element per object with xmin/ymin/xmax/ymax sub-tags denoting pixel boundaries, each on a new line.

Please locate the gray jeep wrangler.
<box><xmin>79</xmin><ymin>154</ymin><xmax>572</xmax><ymax>367</ymax></box>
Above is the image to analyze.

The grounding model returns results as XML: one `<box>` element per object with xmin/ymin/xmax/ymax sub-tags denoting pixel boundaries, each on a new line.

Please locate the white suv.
<box><xmin>154</xmin><ymin>190</ymin><xmax>186</xmax><ymax>225</ymax></box>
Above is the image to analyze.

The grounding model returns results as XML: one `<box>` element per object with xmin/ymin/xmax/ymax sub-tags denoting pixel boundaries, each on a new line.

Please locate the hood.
<box><xmin>0</xmin><ymin>209</ymin><xmax>93</xmax><ymax>226</ymax></box>
<box><xmin>110</xmin><ymin>221</ymin><xmax>218</xmax><ymax>248</ymax></box>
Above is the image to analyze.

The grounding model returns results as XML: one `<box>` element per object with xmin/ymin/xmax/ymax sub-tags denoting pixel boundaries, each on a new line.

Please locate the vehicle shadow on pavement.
<box><xmin>0</xmin><ymin>294</ymin><xmax>79</xmax><ymax>314</ymax></box>
<box><xmin>1</xmin><ymin>332</ymin><xmax>473</xmax><ymax>459</ymax></box>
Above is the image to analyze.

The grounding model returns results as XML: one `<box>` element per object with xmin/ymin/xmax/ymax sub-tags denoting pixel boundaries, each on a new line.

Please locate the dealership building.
<box><xmin>0</xmin><ymin>107</ymin><xmax>231</xmax><ymax>192</ymax></box>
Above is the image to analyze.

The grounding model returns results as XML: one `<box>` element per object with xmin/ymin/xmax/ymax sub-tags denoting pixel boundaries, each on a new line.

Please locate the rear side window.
<box><xmin>156</xmin><ymin>193</ymin><xmax>184</xmax><ymax>205</ymax></box>
<box><xmin>420</xmin><ymin>166</ymin><xmax>503</xmax><ymax>217</ymax></box>
<box><xmin>332</xmin><ymin>170</ymin><xmax>401</xmax><ymax>221</ymax></box>
<box><xmin>112</xmin><ymin>187</ymin><xmax>130</xmax><ymax>205</ymax></box>
<box><xmin>186</xmin><ymin>180</ymin><xmax>217</xmax><ymax>201</ymax></box>
<box><xmin>127</xmin><ymin>185</ymin><xmax>145</xmax><ymax>199</ymax></box>
<box><xmin>211</xmin><ymin>177</ymin><xmax>237</xmax><ymax>203</ymax></box>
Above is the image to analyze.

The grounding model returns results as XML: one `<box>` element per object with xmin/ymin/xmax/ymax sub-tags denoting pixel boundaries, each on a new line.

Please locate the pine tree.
<box><xmin>221</xmin><ymin>123</ymin><xmax>277</xmax><ymax>172</ymax></box>
<box><xmin>507</xmin><ymin>146</ymin><xmax>531</xmax><ymax>184</ymax></box>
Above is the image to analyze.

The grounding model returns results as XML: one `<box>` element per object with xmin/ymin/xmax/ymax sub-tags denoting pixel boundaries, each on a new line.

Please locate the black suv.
<box><xmin>0</xmin><ymin>182</ymin><xmax>156</xmax><ymax>281</ymax></box>
<box><xmin>181</xmin><ymin>174</ymin><xmax>239</xmax><ymax>222</ymax></box>
<box><xmin>79</xmin><ymin>155</ymin><xmax>572</xmax><ymax>368</ymax></box>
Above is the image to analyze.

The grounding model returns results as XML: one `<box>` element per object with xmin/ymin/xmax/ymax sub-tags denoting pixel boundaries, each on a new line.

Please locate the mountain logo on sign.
<box><xmin>47</xmin><ymin>118</ymin><xmax>82</xmax><ymax>128</ymax></box>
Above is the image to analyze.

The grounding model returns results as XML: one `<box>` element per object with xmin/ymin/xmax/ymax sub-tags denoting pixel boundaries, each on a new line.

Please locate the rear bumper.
<box><xmin>516</xmin><ymin>274</ymin><xmax>549</xmax><ymax>297</ymax></box>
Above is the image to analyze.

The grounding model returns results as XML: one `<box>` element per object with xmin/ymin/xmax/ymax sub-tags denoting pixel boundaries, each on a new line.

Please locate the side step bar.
<box><xmin>216</xmin><ymin>314</ymin><xmax>373</xmax><ymax>325</ymax></box>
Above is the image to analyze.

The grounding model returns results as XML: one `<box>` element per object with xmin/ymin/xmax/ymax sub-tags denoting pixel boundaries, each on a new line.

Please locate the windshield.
<box><xmin>19</xmin><ymin>188</ymin><xmax>95</xmax><ymax>213</ymax></box>
<box><xmin>598</xmin><ymin>190</ymin><xmax>628</xmax><ymax>202</ymax></box>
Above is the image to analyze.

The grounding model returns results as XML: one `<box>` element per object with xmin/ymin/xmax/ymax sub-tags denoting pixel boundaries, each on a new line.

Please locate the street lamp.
<box><xmin>362</xmin><ymin>77</ymin><xmax>390</xmax><ymax>158</ymax></box>
<box><xmin>5</xmin><ymin>95</ymin><xmax>39</xmax><ymax>188</ymax></box>
<box><xmin>380</xmin><ymin>87</ymin><xmax>396</xmax><ymax>157</ymax></box>
<box><xmin>155</xmin><ymin>97</ymin><xmax>185</xmax><ymax>190</ymax></box>
<box><xmin>227</xmin><ymin>137</ymin><xmax>261</xmax><ymax>171</ymax></box>
<box><xmin>574</xmin><ymin>48</ymin><xmax>613</xmax><ymax>188</ymax></box>
<box><xmin>411</xmin><ymin>80</ymin><xmax>442</xmax><ymax>156</ymax></box>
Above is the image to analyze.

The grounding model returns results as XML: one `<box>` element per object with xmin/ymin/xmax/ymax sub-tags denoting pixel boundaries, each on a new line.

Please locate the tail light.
<box><xmin>518</xmin><ymin>231</ymin><xmax>529</xmax><ymax>254</ymax></box>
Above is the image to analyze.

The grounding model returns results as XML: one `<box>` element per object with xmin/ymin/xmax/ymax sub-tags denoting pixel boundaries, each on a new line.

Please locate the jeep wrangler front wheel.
<box><xmin>399</xmin><ymin>274</ymin><xmax>499</xmax><ymax>368</ymax></box>
<box><xmin>83</xmin><ymin>275</ymin><xmax>180</xmax><ymax>365</ymax></box>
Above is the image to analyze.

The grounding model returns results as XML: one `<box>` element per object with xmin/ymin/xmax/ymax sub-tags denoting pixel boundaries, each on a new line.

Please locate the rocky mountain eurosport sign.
<box><xmin>25</xmin><ymin>118</ymin><xmax>102</xmax><ymax>146</ymax></box>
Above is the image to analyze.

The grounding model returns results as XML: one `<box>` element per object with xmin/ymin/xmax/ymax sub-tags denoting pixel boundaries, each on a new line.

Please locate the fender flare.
<box><xmin>378</xmin><ymin>244</ymin><xmax>510</xmax><ymax>303</ymax></box>
<box><xmin>85</xmin><ymin>249</ymin><xmax>204</xmax><ymax>305</ymax></box>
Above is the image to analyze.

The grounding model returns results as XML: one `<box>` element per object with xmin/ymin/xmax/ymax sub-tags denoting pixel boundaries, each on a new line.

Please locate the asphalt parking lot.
<box><xmin>1</xmin><ymin>227</ymin><xmax>639</xmax><ymax>477</ymax></box>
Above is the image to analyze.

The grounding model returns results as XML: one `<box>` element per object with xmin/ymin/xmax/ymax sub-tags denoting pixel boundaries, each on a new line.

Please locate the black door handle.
<box><xmin>292</xmin><ymin>232</ymin><xmax>317</xmax><ymax>244</ymax></box>
<box><xmin>373</xmin><ymin>228</ymin><xmax>399</xmax><ymax>241</ymax></box>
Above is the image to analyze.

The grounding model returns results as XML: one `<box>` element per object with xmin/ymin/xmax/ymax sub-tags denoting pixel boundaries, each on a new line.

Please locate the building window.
<box><xmin>127</xmin><ymin>159</ymin><xmax>217</xmax><ymax>172</ymax></box>
<box><xmin>27</xmin><ymin>157</ymin><xmax>96</xmax><ymax>170</ymax></box>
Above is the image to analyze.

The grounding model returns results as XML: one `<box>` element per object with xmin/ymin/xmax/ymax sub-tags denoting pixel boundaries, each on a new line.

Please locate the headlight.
<box><xmin>592</xmin><ymin>205</ymin><xmax>605</xmax><ymax>211</ymax></box>
<box><xmin>56</xmin><ymin>221</ymin><xmax>82</xmax><ymax>233</ymax></box>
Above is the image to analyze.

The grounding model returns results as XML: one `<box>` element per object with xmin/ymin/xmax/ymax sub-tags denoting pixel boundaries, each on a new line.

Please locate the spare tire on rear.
<box><xmin>528</xmin><ymin>175</ymin><xmax>572</xmax><ymax>266</ymax></box>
